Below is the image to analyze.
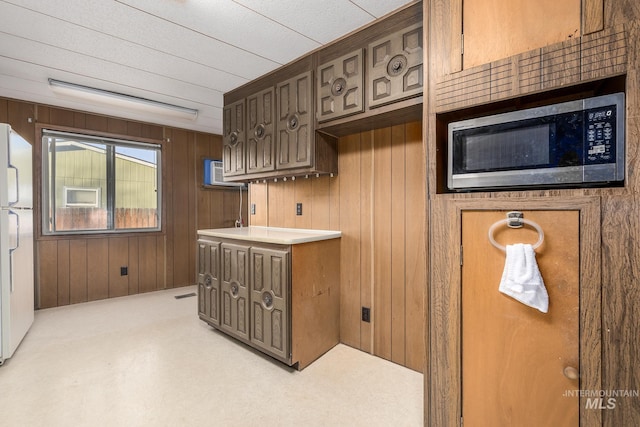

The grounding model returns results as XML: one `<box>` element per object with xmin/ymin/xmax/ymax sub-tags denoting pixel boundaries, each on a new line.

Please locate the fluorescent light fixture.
<box><xmin>48</xmin><ymin>78</ymin><xmax>198</xmax><ymax>120</ymax></box>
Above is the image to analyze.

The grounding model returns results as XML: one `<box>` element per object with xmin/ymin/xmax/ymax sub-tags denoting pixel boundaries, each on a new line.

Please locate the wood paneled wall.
<box><xmin>0</xmin><ymin>97</ymin><xmax>245</xmax><ymax>309</ymax></box>
<box><xmin>248</xmin><ymin>121</ymin><xmax>425</xmax><ymax>372</ymax></box>
<box><xmin>427</xmin><ymin>1</ymin><xmax>640</xmax><ymax>425</ymax></box>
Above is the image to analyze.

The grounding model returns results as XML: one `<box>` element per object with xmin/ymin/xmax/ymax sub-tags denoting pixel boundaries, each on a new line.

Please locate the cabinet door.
<box><xmin>461</xmin><ymin>210</ymin><xmax>579</xmax><ymax>426</ymax></box>
<box><xmin>223</xmin><ymin>99</ymin><xmax>246</xmax><ymax>177</ymax></box>
<box><xmin>368</xmin><ymin>23</ymin><xmax>423</xmax><ymax>108</ymax></box>
<box><xmin>197</xmin><ymin>240</ymin><xmax>221</xmax><ymax>326</ymax></box>
<box><xmin>462</xmin><ymin>0</ymin><xmax>580</xmax><ymax>69</ymax></box>
<box><xmin>249</xmin><ymin>247</ymin><xmax>290</xmax><ymax>362</ymax></box>
<box><xmin>246</xmin><ymin>87</ymin><xmax>276</xmax><ymax>174</ymax></box>
<box><xmin>277</xmin><ymin>71</ymin><xmax>313</xmax><ymax>170</ymax></box>
<box><xmin>220</xmin><ymin>242</ymin><xmax>250</xmax><ymax>341</ymax></box>
<box><xmin>317</xmin><ymin>49</ymin><xmax>364</xmax><ymax>122</ymax></box>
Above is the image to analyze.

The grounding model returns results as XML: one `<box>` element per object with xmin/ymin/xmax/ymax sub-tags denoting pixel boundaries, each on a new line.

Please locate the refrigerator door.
<box><xmin>0</xmin><ymin>207</ymin><xmax>34</xmax><ymax>364</ymax></box>
<box><xmin>1</xmin><ymin>123</ymin><xmax>33</xmax><ymax>209</ymax></box>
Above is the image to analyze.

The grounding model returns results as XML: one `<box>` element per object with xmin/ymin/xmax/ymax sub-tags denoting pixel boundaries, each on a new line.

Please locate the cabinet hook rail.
<box><xmin>488</xmin><ymin>211</ymin><xmax>544</xmax><ymax>251</ymax></box>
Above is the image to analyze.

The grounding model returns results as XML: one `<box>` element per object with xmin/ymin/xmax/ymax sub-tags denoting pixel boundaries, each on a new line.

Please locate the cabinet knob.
<box><xmin>229</xmin><ymin>132</ymin><xmax>239</xmax><ymax>146</ymax></box>
<box><xmin>563</xmin><ymin>366</ymin><xmax>579</xmax><ymax>380</ymax></box>
<box><xmin>255</xmin><ymin>124</ymin><xmax>266</xmax><ymax>139</ymax></box>
<box><xmin>262</xmin><ymin>291</ymin><xmax>274</xmax><ymax>309</ymax></box>
<box><xmin>230</xmin><ymin>282</ymin><xmax>239</xmax><ymax>297</ymax></box>
<box><xmin>287</xmin><ymin>114</ymin><xmax>299</xmax><ymax>131</ymax></box>
<box><xmin>387</xmin><ymin>54</ymin><xmax>408</xmax><ymax>76</ymax></box>
<box><xmin>331</xmin><ymin>77</ymin><xmax>347</xmax><ymax>96</ymax></box>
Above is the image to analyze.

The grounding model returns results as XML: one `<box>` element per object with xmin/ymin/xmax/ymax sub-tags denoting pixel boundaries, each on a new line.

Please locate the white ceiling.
<box><xmin>0</xmin><ymin>0</ymin><xmax>415</xmax><ymax>135</ymax></box>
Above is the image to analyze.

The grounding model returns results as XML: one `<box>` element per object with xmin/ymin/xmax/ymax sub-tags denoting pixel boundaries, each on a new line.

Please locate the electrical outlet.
<box><xmin>251</xmin><ymin>203</ymin><xmax>256</xmax><ymax>215</ymax></box>
<box><xmin>296</xmin><ymin>203</ymin><xmax>302</xmax><ymax>216</ymax></box>
<box><xmin>120</xmin><ymin>266</ymin><xmax>128</xmax><ymax>276</ymax></box>
<box><xmin>362</xmin><ymin>307</ymin><xmax>370</xmax><ymax>323</ymax></box>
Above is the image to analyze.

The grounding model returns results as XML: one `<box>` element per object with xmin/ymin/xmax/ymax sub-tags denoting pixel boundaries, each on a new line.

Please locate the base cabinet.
<box><xmin>197</xmin><ymin>234</ymin><xmax>340</xmax><ymax>369</ymax></box>
<box><xmin>197</xmin><ymin>239</ymin><xmax>221</xmax><ymax>327</ymax></box>
<box><xmin>220</xmin><ymin>242</ymin><xmax>250</xmax><ymax>342</ymax></box>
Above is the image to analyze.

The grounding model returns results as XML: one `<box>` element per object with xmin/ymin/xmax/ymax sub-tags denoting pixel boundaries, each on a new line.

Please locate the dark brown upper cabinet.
<box><xmin>277</xmin><ymin>71</ymin><xmax>313</xmax><ymax>171</ymax></box>
<box><xmin>222</xmin><ymin>99</ymin><xmax>246</xmax><ymax>177</ymax></box>
<box><xmin>222</xmin><ymin>2</ymin><xmax>423</xmax><ymax>181</ymax></box>
<box><xmin>246</xmin><ymin>87</ymin><xmax>275</xmax><ymax>175</ymax></box>
<box><xmin>316</xmin><ymin>49</ymin><xmax>365</xmax><ymax>122</ymax></box>
<box><xmin>368</xmin><ymin>23</ymin><xmax>423</xmax><ymax>108</ymax></box>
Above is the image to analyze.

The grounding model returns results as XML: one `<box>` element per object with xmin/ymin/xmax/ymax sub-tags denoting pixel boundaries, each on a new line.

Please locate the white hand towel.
<box><xmin>498</xmin><ymin>243</ymin><xmax>549</xmax><ymax>313</ymax></box>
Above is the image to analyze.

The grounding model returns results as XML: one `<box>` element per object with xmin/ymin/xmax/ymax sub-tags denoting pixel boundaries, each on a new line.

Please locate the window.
<box><xmin>64</xmin><ymin>187</ymin><xmax>100</xmax><ymax>207</ymax></box>
<box><xmin>42</xmin><ymin>130</ymin><xmax>161</xmax><ymax>234</ymax></box>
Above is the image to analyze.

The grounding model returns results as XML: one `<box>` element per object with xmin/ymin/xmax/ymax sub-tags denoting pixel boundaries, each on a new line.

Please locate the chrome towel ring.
<box><xmin>488</xmin><ymin>212</ymin><xmax>544</xmax><ymax>252</ymax></box>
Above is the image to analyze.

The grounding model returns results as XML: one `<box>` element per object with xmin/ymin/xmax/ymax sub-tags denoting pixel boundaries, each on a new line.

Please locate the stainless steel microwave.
<box><xmin>448</xmin><ymin>93</ymin><xmax>625</xmax><ymax>191</ymax></box>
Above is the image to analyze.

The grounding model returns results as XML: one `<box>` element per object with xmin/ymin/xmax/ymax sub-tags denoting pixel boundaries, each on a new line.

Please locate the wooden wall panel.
<box><xmin>37</xmin><ymin>240</ymin><xmax>58</xmax><ymax>309</ymax></box>
<box><xmin>373</xmin><ymin>127</ymin><xmax>392</xmax><ymax>361</ymax></box>
<box><xmin>138</xmin><ymin>235</ymin><xmax>158</xmax><ymax>293</ymax></box>
<box><xmin>86</xmin><ymin>239</ymin><xmax>109</xmax><ymax>301</ymax></box>
<box><xmin>404</xmin><ymin>121</ymin><xmax>426</xmax><ymax>372</ymax></box>
<box><xmin>169</xmin><ymin>128</ymin><xmax>193</xmax><ymax>287</ymax></box>
<box><xmin>249</xmin><ymin>183</ymin><xmax>268</xmax><ymax>226</ymax></box>
<box><xmin>127</xmin><ymin>237</ymin><xmax>139</xmax><ymax>295</ymax></box>
<box><xmin>249</xmin><ymin>122</ymin><xmax>425</xmax><ymax>372</ymax></box>
<box><xmin>338</xmin><ymin>132</ymin><xmax>362</xmax><ymax>349</ymax></box>
<box><xmin>108</xmin><ymin>237</ymin><xmax>129</xmax><ymax>297</ymax></box>
<box><xmin>359</xmin><ymin>130</ymin><xmax>374</xmax><ymax>353</ymax></box>
<box><xmin>56</xmin><ymin>240</ymin><xmax>70</xmax><ymax>306</ymax></box>
<box><xmin>391</xmin><ymin>124</ymin><xmax>406</xmax><ymax>365</ymax></box>
<box><xmin>69</xmin><ymin>239</ymin><xmax>88</xmax><ymax>304</ymax></box>
<box><xmin>1</xmin><ymin>96</ymin><xmax>240</xmax><ymax>308</ymax></box>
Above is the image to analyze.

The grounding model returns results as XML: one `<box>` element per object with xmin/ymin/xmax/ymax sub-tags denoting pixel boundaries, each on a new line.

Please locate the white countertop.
<box><xmin>197</xmin><ymin>226</ymin><xmax>341</xmax><ymax>245</ymax></box>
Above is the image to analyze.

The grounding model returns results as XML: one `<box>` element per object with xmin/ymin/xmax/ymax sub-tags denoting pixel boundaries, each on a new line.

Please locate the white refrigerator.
<box><xmin>0</xmin><ymin>123</ymin><xmax>34</xmax><ymax>365</ymax></box>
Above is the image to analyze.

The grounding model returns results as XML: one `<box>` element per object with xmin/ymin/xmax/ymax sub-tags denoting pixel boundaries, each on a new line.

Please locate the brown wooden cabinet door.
<box><xmin>461</xmin><ymin>210</ymin><xmax>579</xmax><ymax>426</ymax></box>
<box><xmin>223</xmin><ymin>99</ymin><xmax>246</xmax><ymax>177</ymax></box>
<box><xmin>462</xmin><ymin>0</ymin><xmax>580</xmax><ymax>69</ymax></box>
<box><xmin>197</xmin><ymin>240</ymin><xmax>221</xmax><ymax>326</ymax></box>
<box><xmin>246</xmin><ymin>87</ymin><xmax>275</xmax><ymax>175</ymax></box>
<box><xmin>249</xmin><ymin>247</ymin><xmax>290</xmax><ymax>362</ymax></box>
<box><xmin>317</xmin><ymin>49</ymin><xmax>364</xmax><ymax>122</ymax></box>
<box><xmin>220</xmin><ymin>242</ymin><xmax>250</xmax><ymax>341</ymax></box>
<box><xmin>367</xmin><ymin>23</ymin><xmax>423</xmax><ymax>108</ymax></box>
<box><xmin>276</xmin><ymin>71</ymin><xmax>312</xmax><ymax>170</ymax></box>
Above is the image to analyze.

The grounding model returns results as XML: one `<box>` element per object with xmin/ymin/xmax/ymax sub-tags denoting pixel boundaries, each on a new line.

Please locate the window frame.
<box><xmin>41</xmin><ymin>129</ymin><xmax>162</xmax><ymax>235</ymax></box>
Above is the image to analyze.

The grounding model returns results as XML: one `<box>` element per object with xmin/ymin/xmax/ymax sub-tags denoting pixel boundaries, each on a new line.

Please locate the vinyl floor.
<box><xmin>0</xmin><ymin>286</ymin><xmax>423</xmax><ymax>427</ymax></box>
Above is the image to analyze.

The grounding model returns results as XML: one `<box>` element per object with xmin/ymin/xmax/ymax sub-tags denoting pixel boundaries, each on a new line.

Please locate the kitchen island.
<box><xmin>196</xmin><ymin>226</ymin><xmax>341</xmax><ymax>369</ymax></box>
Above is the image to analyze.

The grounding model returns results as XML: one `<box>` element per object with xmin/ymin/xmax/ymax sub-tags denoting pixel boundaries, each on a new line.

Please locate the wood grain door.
<box><xmin>276</xmin><ymin>71</ymin><xmax>312</xmax><ymax>170</ymax></box>
<box><xmin>223</xmin><ymin>99</ymin><xmax>246</xmax><ymax>177</ymax></box>
<box><xmin>197</xmin><ymin>239</ymin><xmax>220</xmax><ymax>326</ymax></box>
<box><xmin>461</xmin><ymin>210</ymin><xmax>579</xmax><ymax>426</ymax></box>
<box><xmin>246</xmin><ymin>87</ymin><xmax>275</xmax><ymax>175</ymax></box>
<box><xmin>462</xmin><ymin>0</ymin><xmax>580</xmax><ymax>69</ymax></box>
<box><xmin>249</xmin><ymin>246</ymin><xmax>290</xmax><ymax>362</ymax></box>
<box><xmin>220</xmin><ymin>242</ymin><xmax>250</xmax><ymax>341</ymax></box>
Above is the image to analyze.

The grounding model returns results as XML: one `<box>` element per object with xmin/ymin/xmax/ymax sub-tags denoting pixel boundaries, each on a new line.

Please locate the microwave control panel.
<box><xmin>585</xmin><ymin>105</ymin><xmax>617</xmax><ymax>164</ymax></box>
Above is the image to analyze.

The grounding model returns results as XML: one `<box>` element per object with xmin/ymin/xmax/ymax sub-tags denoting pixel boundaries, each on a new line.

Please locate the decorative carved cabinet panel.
<box><xmin>249</xmin><ymin>247</ymin><xmax>290</xmax><ymax>361</ymax></box>
<box><xmin>367</xmin><ymin>23</ymin><xmax>423</xmax><ymax>108</ymax></box>
<box><xmin>317</xmin><ymin>49</ymin><xmax>365</xmax><ymax>122</ymax></box>
<box><xmin>197</xmin><ymin>233</ymin><xmax>340</xmax><ymax>370</ymax></box>
<box><xmin>223</xmin><ymin>99</ymin><xmax>246</xmax><ymax>177</ymax></box>
<box><xmin>277</xmin><ymin>71</ymin><xmax>313</xmax><ymax>170</ymax></box>
<box><xmin>246</xmin><ymin>87</ymin><xmax>275</xmax><ymax>174</ymax></box>
<box><xmin>220</xmin><ymin>242</ymin><xmax>250</xmax><ymax>342</ymax></box>
<box><xmin>197</xmin><ymin>239</ymin><xmax>221</xmax><ymax>326</ymax></box>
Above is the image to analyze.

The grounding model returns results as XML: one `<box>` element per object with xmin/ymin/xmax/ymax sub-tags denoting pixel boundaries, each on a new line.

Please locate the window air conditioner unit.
<box><xmin>204</xmin><ymin>160</ymin><xmax>244</xmax><ymax>187</ymax></box>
